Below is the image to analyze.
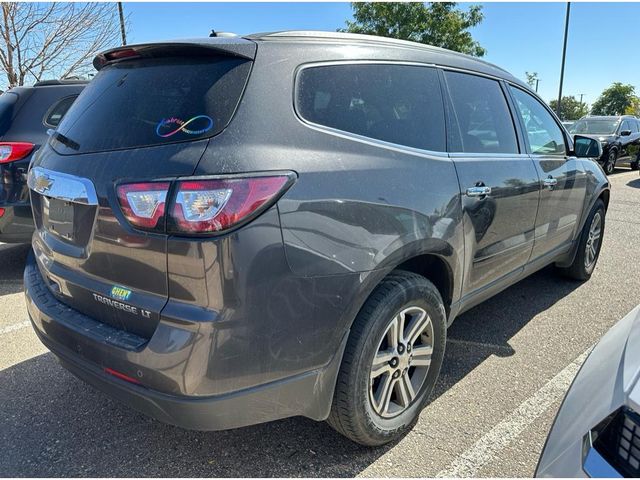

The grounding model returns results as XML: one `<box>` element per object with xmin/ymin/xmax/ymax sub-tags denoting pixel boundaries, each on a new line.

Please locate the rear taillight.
<box><xmin>116</xmin><ymin>174</ymin><xmax>294</xmax><ymax>235</ymax></box>
<box><xmin>116</xmin><ymin>182</ymin><xmax>170</xmax><ymax>230</ymax></box>
<box><xmin>0</xmin><ymin>142</ymin><xmax>34</xmax><ymax>164</ymax></box>
<box><xmin>170</xmin><ymin>176</ymin><xmax>291</xmax><ymax>233</ymax></box>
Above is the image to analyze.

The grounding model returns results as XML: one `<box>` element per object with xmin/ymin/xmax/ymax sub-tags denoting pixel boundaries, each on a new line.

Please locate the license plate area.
<box><xmin>43</xmin><ymin>197</ymin><xmax>75</xmax><ymax>241</ymax></box>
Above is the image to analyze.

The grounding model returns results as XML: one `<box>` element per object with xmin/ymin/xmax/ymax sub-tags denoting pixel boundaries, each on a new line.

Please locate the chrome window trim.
<box><xmin>28</xmin><ymin>166</ymin><xmax>98</xmax><ymax>205</ymax></box>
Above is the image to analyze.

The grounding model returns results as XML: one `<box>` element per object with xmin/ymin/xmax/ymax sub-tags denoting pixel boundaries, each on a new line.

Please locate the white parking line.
<box><xmin>0</xmin><ymin>320</ymin><xmax>30</xmax><ymax>335</ymax></box>
<box><xmin>436</xmin><ymin>347</ymin><xmax>591</xmax><ymax>478</ymax></box>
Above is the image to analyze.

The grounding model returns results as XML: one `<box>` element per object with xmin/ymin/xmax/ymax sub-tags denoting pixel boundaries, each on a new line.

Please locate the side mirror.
<box><xmin>573</xmin><ymin>135</ymin><xmax>602</xmax><ymax>158</ymax></box>
<box><xmin>620</xmin><ymin>130</ymin><xmax>632</xmax><ymax>137</ymax></box>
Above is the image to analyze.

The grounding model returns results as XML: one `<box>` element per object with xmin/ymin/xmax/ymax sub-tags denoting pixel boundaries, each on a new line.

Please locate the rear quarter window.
<box><xmin>43</xmin><ymin>95</ymin><xmax>78</xmax><ymax>127</ymax></box>
<box><xmin>295</xmin><ymin>63</ymin><xmax>446</xmax><ymax>152</ymax></box>
<box><xmin>52</xmin><ymin>56</ymin><xmax>252</xmax><ymax>154</ymax></box>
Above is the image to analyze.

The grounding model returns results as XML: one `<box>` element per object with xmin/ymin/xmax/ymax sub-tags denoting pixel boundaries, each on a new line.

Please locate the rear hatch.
<box><xmin>29</xmin><ymin>40</ymin><xmax>255</xmax><ymax>339</ymax></box>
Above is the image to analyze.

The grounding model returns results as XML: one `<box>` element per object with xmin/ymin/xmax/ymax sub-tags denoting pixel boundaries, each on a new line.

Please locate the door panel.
<box><xmin>453</xmin><ymin>155</ymin><xmax>540</xmax><ymax>295</ymax></box>
<box><xmin>619</xmin><ymin>120</ymin><xmax>632</xmax><ymax>161</ymax></box>
<box><xmin>442</xmin><ymin>70</ymin><xmax>540</xmax><ymax>297</ymax></box>
<box><xmin>529</xmin><ymin>157</ymin><xmax>586</xmax><ymax>258</ymax></box>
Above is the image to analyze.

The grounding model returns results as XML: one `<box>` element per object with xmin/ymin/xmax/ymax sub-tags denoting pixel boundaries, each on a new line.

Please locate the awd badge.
<box><xmin>110</xmin><ymin>285</ymin><xmax>132</xmax><ymax>301</ymax></box>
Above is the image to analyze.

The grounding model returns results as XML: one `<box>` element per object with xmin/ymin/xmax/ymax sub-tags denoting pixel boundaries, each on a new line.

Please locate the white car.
<box><xmin>537</xmin><ymin>305</ymin><xmax>640</xmax><ymax>477</ymax></box>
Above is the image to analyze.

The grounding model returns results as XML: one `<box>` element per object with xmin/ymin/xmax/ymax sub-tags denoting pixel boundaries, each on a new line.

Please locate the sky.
<box><xmin>124</xmin><ymin>2</ymin><xmax>640</xmax><ymax>107</ymax></box>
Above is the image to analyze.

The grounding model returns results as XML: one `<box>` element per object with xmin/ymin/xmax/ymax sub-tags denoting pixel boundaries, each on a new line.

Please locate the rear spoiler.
<box><xmin>93</xmin><ymin>38</ymin><xmax>257</xmax><ymax>70</ymax></box>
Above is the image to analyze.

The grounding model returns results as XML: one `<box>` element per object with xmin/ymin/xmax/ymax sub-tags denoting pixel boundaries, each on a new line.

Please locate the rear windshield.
<box><xmin>51</xmin><ymin>56</ymin><xmax>252</xmax><ymax>154</ymax></box>
<box><xmin>0</xmin><ymin>92</ymin><xmax>18</xmax><ymax>137</ymax></box>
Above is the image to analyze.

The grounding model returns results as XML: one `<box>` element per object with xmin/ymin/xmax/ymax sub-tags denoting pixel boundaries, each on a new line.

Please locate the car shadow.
<box><xmin>627</xmin><ymin>178</ymin><xmax>640</xmax><ymax>189</ymax></box>
<box><xmin>0</xmin><ymin>353</ymin><xmax>390</xmax><ymax>477</ymax></box>
<box><xmin>0</xmin><ymin>243</ymin><xmax>29</xmax><ymax>295</ymax></box>
<box><xmin>0</xmin><ymin>263</ymin><xmax>581</xmax><ymax>477</ymax></box>
<box><xmin>430</xmin><ymin>265</ymin><xmax>581</xmax><ymax>402</ymax></box>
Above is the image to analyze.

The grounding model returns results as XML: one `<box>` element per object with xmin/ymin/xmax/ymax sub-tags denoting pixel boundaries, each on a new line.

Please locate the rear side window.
<box><xmin>444</xmin><ymin>71</ymin><xmax>518</xmax><ymax>154</ymax></box>
<box><xmin>633</xmin><ymin>120</ymin><xmax>640</xmax><ymax>133</ymax></box>
<box><xmin>0</xmin><ymin>92</ymin><xmax>18</xmax><ymax>137</ymax></box>
<box><xmin>52</xmin><ymin>56</ymin><xmax>252</xmax><ymax>154</ymax></box>
<box><xmin>296</xmin><ymin>64</ymin><xmax>446</xmax><ymax>152</ymax></box>
<box><xmin>509</xmin><ymin>87</ymin><xmax>566</xmax><ymax>156</ymax></box>
<box><xmin>44</xmin><ymin>95</ymin><xmax>78</xmax><ymax>127</ymax></box>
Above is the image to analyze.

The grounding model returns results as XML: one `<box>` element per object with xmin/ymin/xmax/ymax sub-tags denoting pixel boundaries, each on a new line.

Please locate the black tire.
<box><xmin>327</xmin><ymin>270</ymin><xmax>446</xmax><ymax>446</ymax></box>
<box><xmin>603</xmin><ymin>149</ymin><xmax>617</xmax><ymax>175</ymax></box>
<box><xmin>631</xmin><ymin>154</ymin><xmax>640</xmax><ymax>171</ymax></box>
<box><xmin>557</xmin><ymin>199</ymin><xmax>605</xmax><ymax>281</ymax></box>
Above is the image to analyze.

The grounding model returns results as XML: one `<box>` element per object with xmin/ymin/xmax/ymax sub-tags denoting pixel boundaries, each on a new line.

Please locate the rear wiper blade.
<box><xmin>51</xmin><ymin>131</ymin><xmax>80</xmax><ymax>151</ymax></box>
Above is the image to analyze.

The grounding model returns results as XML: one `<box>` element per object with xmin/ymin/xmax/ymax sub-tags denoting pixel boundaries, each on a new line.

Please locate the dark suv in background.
<box><xmin>0</xmin><ymin>79</ymin><xmax>86</xmax><ymax>243</ymax></box>
<box><xmin>569</xmin><ymin>115</ymin><xmax>640</xmax><ymax>174</ymax></box>
<box><xmin>25</xmin><ymin>31</ymin><xmax>608</xmax><ymax>446</ymax></box>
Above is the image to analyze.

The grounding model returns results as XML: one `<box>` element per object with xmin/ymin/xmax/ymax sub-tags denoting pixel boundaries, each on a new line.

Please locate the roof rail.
<box><xmin>33</xmin><ymin>79</ymin><xmax>89</xmax><ymax>87</ymax></box>
<box><xmin>246</xmin><ymin>30</ymin><xmax>511</xmax><ymax>76</ymax></box>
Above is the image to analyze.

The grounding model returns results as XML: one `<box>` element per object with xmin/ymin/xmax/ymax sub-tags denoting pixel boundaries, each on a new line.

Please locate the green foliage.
<box><xmin>548</xmin><ymin>96</ymin><xmax>589</xmax><ymax>121</ymax></box>
<box><xmin>591</xmin><ymin>83</ymin><xmax>639</xmax><ymax>116</ymax></box>
<box><xmin>625</xmin><ymin>97</ymin><xmax>640</xmax><ymax>117</ymax></box>
<box><xmin>340</xmin><ymin>2</ymin><xmax>486</xmax><ymax>57</ymax></box>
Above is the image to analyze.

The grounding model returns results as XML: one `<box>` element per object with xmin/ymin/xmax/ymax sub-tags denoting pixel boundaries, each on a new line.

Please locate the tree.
<box><xmin>625</xmin><ymin>97</ymin><xmax>640</xmax><ymax>117</ymax></box>
<box><xmin>340</xmin><ymin>2</ymin><xmax>486</xmax><ymax>57</ymax></box>
<box><xmin>525</xmin><ymin>72</ymin><xmax>539</xmax><ymax>90</ymax></box>
<box><xmin>0</xmin><ymin>3</ymin><xmax>121</xmax><ymax>90</ymax></box>
<box><xmin>548</xmin><ymin>96</ymin><xmax>588</xmax><ymax>120</ymax></box>
<box><xmin>590</xmin><ymin>83</ymin><xmax>639</xmax><ymax>116</ymax></box>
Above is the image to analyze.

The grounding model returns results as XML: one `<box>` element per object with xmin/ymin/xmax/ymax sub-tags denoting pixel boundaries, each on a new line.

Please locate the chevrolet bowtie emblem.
<box><xmin>34</xmin><ymin>174</ymin><xmax>53</xmax><ymax>194</ymax></box>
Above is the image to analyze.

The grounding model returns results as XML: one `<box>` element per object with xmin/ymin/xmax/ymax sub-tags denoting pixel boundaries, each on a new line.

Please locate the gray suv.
<box><xmin>25</xmin><ymin>31</ymin><xmax>609</xmax><ymax>446</ymax></box>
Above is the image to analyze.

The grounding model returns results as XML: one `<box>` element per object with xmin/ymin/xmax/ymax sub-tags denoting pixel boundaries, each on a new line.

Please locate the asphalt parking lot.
<box><xmin>1</xmin><ymin>169</ymin><xmax>639</xmax><ymax>477</ymax></box>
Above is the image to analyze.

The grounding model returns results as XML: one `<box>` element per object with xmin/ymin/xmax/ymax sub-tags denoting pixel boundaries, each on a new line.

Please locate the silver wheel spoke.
<box><xmin>374</xmin><ymin>374</ymin><xmax>395</xmax><ymax>414</ymax></box>
<box><xmin>386</xmin><ymin>315</ymin><xmax>401</xmax><ymax>349</ymax></box>
<box><xmin>370</xmin><ymin>350</ymin><xmax>394</xmax><ymax>379</ymax></box>
<box><xmin>411</xmin><ymin>345</ymin><xmax>433</xmax><ymax>366</ymax></box>
<box><xmin>406</xmin><ymin>310</ymin><xmax>431</xmax><ymax>345</ymax></box>
<box><xmin>396</xmin><ymin>375</ymin><xmax>415</xmax><ymax>407</ymax></box>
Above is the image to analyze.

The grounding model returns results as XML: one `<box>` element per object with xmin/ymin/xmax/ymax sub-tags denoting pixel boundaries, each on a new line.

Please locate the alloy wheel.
<box><xmin>584</xmin><ymin>211</ymin><xmax>602</xmax><ymax>269</ymax></box>
<box><xmin>605</xmin><ymin>152</ymin><xmax>616</xmax><ymax>174</ymax></box>
<box><xmin>369</xmin><ymin>306</ymin><xmax>434</xmax><ymax>418</ymax></box>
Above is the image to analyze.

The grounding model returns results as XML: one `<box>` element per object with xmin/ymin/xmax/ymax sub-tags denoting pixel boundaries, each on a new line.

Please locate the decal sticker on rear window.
<box><xmin>156</xmin><ymin>115</ymin><xmax>214</xmax><ymax>138</ymax></box>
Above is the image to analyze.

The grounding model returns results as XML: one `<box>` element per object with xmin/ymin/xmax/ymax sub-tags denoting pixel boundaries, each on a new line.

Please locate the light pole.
<box><xmin>118</xmin><ymin>2</ymin><xmax>127</xmax><ymax>46</ymax></box>
<box><xmin>556</xmin><ymin>2</ymin><xmax>571</xmax><ymax>118</ymax></box>
<box><xmin>535</xmin><ymin>78</ymin><xmax>540</xmax><ymax>93</ymax></box>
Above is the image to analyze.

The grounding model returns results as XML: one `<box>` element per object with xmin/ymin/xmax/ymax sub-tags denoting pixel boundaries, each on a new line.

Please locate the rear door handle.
<box><xmin>543</xmin><ymin>177</ymin><xmax>558</xmax><ymax>189</ymax></box>
<box><xmin>465</xmin><ymin>185</ymin><xmax>491</xmax><ymax>197</ymax></box>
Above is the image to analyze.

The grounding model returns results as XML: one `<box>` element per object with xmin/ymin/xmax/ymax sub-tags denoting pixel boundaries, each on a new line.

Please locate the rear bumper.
<box><xmin>25</xmin><ymin>251</ymin><xmax>347</xmax><ymax>431</ymax></box>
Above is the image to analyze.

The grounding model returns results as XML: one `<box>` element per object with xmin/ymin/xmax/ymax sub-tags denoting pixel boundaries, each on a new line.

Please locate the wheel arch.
<box><xmin>600</xmin><ymin>188</ymin><xmax>610</xmax><ymax>211</ymax></box>
<box><xmin>344</xmin><ymin>247</ymin><xmax>456</xmax><ymax>335</ymax></box>
<box><xmin>393</xmin><ymin>254</ymin><xmax>453</xmax><ymax>318</ymax></box>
